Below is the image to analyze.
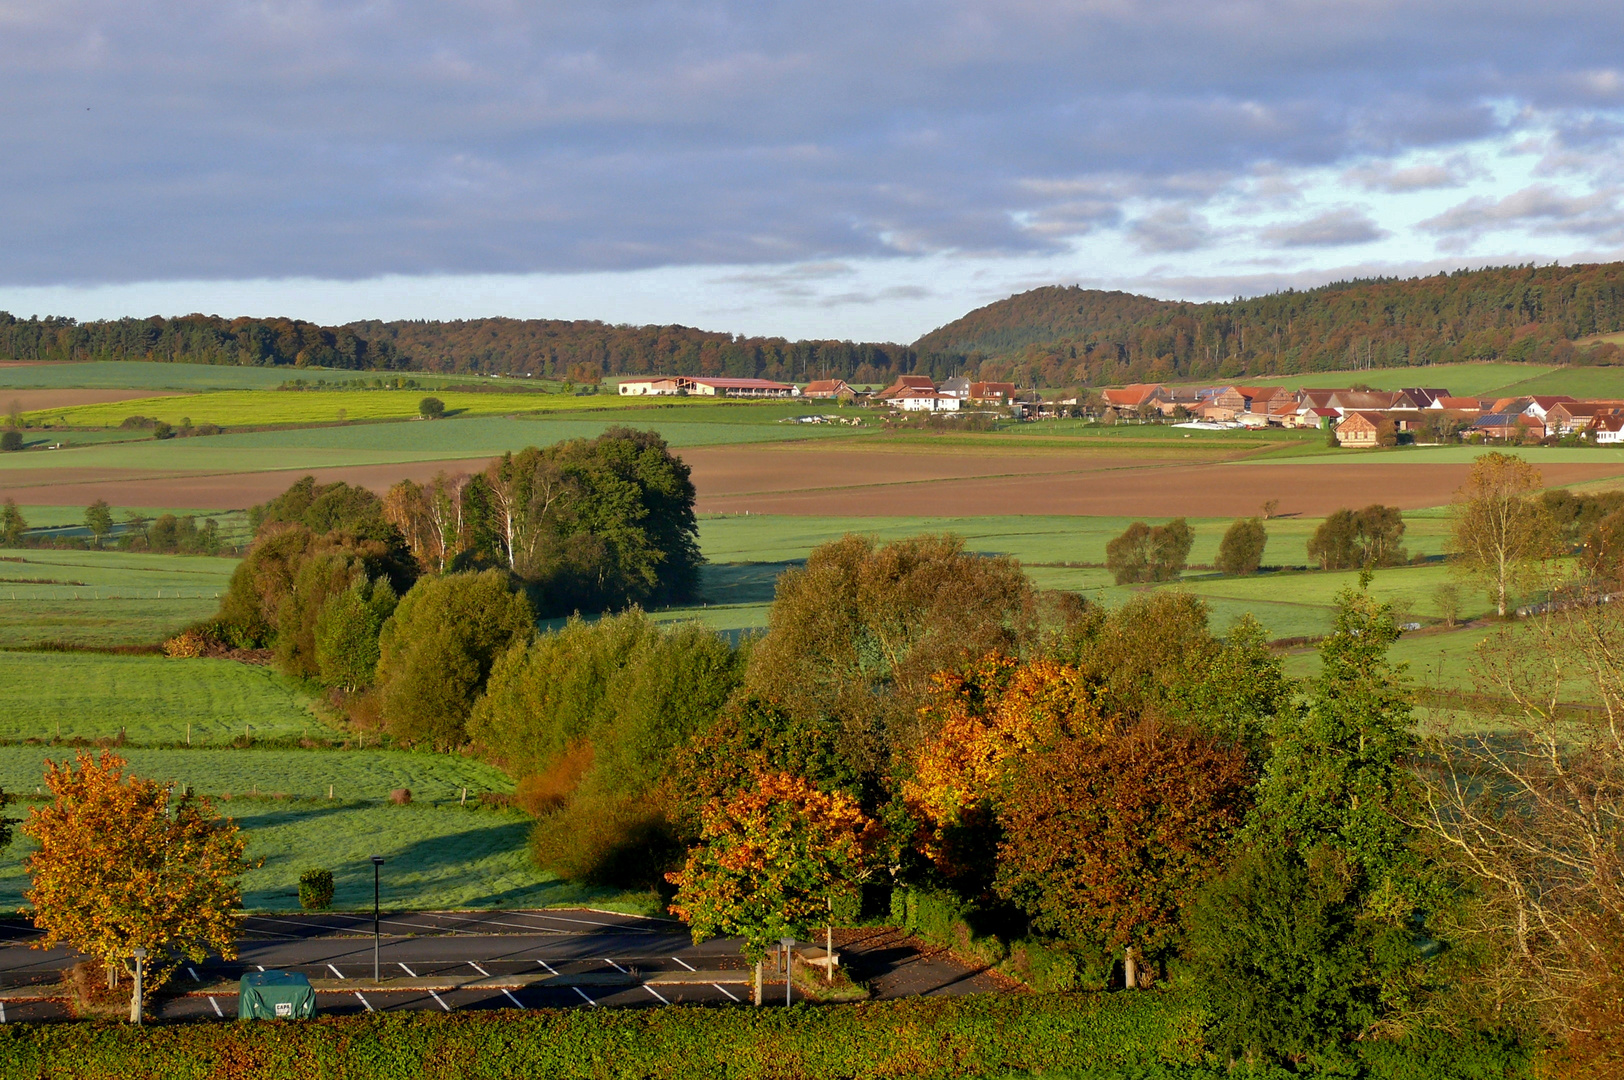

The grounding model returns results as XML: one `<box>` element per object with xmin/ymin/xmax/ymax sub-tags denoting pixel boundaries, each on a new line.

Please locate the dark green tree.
<box><xmin>418</xmin><ymin>396</ymin><xmax>445</xmax><ymax>419</ymax></box>
<box><xmin>376</xmin><ymin>570</ymin><xmax>534</xmax><ymax>749</ymax></box>
<box><xmin>1105</xmin><ymin>518</ymin><xmax>1193</xmax><ymax>584</ymax></box>
<box><xmin>1215</xmin><ymin>517</ymin><xmax>1267</xmax><ymax>575</ymax></box>
<box><xmin>84</xmin><ymin>500</ymin><xmax>113</xmax><ymax>549</ymax></box>
<box><xmin>313</xmin><ymin>576</ymin><xmax>398</xmax><ymax>691</ymax></box>
<box><xmin>1</xmin><ymin>499</ymin><xmax>26</xmax><ymax>546</ymax></box>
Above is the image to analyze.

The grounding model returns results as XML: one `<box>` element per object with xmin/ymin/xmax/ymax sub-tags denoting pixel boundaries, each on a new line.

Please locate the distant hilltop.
<box><xmin>3</xmin><ymin>262</ymin><xmax>1623</xmax><ymax>388</ymax></box>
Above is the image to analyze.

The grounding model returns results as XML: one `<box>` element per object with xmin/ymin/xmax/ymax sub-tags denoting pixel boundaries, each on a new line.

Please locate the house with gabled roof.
<box><xmin>802</xmin><ymin>378</ymin><xmax>857</xmax><ymax>399</ymax></box>
<box><xmin>1100</xmin><ymin>383</ymin><xmax>1167</xmax><ymax>410</ymax></box>
<box><xmin>1334</xmin><ymin>410</ymin><xmax>1386</xmax><ymax>447</ymax></box>
<box><xmin>875</xmin><ymin>375</ymin><xmax>937</xmax><ymax>400</ymax></box>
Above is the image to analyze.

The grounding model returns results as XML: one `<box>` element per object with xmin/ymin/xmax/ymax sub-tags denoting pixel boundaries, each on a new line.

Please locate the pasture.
<box><xmin>1240</xmin><ymin>362</ymin><xmax>1557</xmax><ymax>397</ymax></box>
<box><xmin>0</xmin><ymin>652</ymin><xmax>326</xmax><ymax>743</ymax></box>
<box><xmin>0</xmin><ymin>549</ymin><xmax>235</xmax><ymax>645</ymax></box>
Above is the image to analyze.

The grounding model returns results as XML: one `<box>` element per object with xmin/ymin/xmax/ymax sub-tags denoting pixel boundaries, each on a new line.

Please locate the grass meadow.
<box><xmin>0</xmin><ymin>652</ymin><xmax>326</xmax><ymax>743</ymax></box>
<box><xmin>0</xmin><ymin>549</ymin><xmax>236</xmax><ymax>645</ymax></box>
<box><xmin>0</xmin><ymin>361</ymin><xmax>399</xmax><ymax>392</ymax></box>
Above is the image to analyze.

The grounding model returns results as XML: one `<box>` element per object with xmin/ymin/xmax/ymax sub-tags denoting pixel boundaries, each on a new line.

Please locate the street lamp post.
<box><xmin>779</xmin><ymin>937</ymin><xmax>795</xmax><ymax>1006</ymax></box>
<box><xmin>130</xmin><ymin>947</ymin><xmax>147</xmax><ymax>1025</ymax></box>
<box><xmin>370</xmin><ymin>855</ymin><xmax>384</xmax><ymax>983</ymax></box>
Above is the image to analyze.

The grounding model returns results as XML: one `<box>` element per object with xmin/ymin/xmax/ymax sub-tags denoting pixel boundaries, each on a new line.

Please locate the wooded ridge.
<box><xmin>4</xmin><ymin>261</ymin><xmax>1623</xmax><ymax>387</ymax></box>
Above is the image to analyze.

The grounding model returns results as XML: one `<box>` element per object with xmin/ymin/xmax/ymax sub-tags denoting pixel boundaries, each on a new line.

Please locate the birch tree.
<box><xmin>1450</xmin><ymin>452</ymin><xmax>1556</xmax><ymax>617</ymax></box>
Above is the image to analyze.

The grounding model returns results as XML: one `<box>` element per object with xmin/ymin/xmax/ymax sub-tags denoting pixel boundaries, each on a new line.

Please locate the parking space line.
<box><xmin>429</xmin><ymin>990</ymin><xmax>451</xmax><ymax>1012</ymax></box>
<box><xmin>355</xmin><ymin>991</ymin><xmax>373</xmax><ymax>1012</ymax></box>
<box><xmin>713</xmin><ymin>984</ymin><xmax>739</xmax><ymax>1002</ymax></box>
<box><xmin>187</xmin><ymin>967</ymin><xmax>200</xmax><ymax>982</ymax></box>
<box><xmin>644</xmin><ymin>985</ymin><xmax>669</xmax><ymax>1005</ymax></box>
<box><xmin>502</xmin><ymin>989</ymin><xmax>524</xmax><ymax>1009</ymax></box>
<box><xmin>603</xmin><ymin>959</ymin><xmax>627</xmax><ymax>973</ymax></box>
<box><xmin>536</xmin><ymin>960</ymin><xmax>559</xmax><ymax>975</ymax></box>
<box><xmin>672</xmin><ymin>957</ymin><xmax>696</xmax><ymax>971</ymax></box>
<box><xmin>256</xmin><ymin>965</ymin><xmax>266</xmax><ymax>972</ymax></box>
<box><xmin>209</xmin><ymin>996</ymin><xmax>223</xmax><ymax>1018</ymax></box>
<box><xmin>327</xmin><ymin>964</ymin><xmax>345</xmax><ymax>979</ymax></box>
<box><xmin>398</xmin><ymin>963</ymin><xmax>417</xmax><ymax>977</ymax></box>
<box><xmin>468</xmin><ymin>961</ymin><xmax>490</xmax><ymax>977</ymax></box>
<box><xmin>572</xmin><ymin>987</ymin><xmax>597</xmax><ymax>1007</ymax></box>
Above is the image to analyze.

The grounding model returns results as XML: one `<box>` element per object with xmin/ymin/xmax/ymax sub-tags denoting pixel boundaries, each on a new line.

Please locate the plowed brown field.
<box><xmin>1</xmin><ymin>388</ymin><xmax>189</xmax><ymax>412</ymax></box>
<box><xmin>5</xmin><ymin>441</ymin><xmax>1624</xmax><ymax>517</ymax></box>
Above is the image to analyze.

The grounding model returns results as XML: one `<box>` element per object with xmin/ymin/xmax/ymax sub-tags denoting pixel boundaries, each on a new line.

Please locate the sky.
<box><xmin>1</xmin><ymin>0</ymin><xmax>1622</xmax><ymax>343</ymax></box>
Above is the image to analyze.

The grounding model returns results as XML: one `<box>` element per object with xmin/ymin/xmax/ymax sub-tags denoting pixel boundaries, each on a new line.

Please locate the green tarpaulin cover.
<box><xmin>238</xmin><ymin>970</ymin><xmax>317</xmax><ymax>1019</ymax></box>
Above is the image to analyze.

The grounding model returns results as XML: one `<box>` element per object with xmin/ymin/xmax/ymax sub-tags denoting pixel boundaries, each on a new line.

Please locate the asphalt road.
<box><xmin>0</xmin><ymin>909</ymin><xmax>1007</xmax><ymax>1022</ymax></box>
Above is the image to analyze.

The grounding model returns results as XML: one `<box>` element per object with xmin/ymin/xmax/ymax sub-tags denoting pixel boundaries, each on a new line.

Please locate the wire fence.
<box><xmin>0</xmin><ymin>589</ymin><xmax>222</xmax><ymax>601</ymax></box>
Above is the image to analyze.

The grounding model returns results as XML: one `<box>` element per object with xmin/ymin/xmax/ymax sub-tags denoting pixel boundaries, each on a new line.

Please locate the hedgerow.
<box><xmin>0</xmin><ymin>992</ymin><xmax>1530</xmax><ymax>1080</ymax></box>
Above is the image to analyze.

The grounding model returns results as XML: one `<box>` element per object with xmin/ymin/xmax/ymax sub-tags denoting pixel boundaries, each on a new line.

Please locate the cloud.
<box><xmin>0</xmin><ymin>0</ymin><xmax>1623</xmax><ymax>289</ymax></box>
<box><xmin>1342</xmin><ymin>159</ymin><xmax>1470</xmax><ymax>192</ymax></box>
<box><xmin>1418</xmin><ymin>184</ymin><xmax>1624</xmax><ymax>242</ymax></box>
<box><xmin>1129</xmin><ymin>207</ymin><xmax>1216</xmax><ymax>254</ymax></box>
<box><xmin>1260</xmin><ymin>208</ymin><xmax>1389</xmax><ymax>247</ymax></box>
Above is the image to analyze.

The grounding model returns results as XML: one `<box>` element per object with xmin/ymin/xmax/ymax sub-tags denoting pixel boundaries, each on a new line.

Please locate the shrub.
<box><xmin>152</xmin><ymin>421</ymin><xmax>174</xmax><ymax>440</ymax></box>
<box><xmin>419</xmin><ymin>396</ymin><xmax>446</xmax><ymax>419</ymax></box>
<box><xmin>297</xmin><ymin>868</ymin><xmax>334</xmax><ymax>911</ymax></box>
<box><xmin>389</xmin><ymin>788</ymin><xmax>412</xmax><ymax>805</ymax></box>
<box><xmin>0</xmin><ymin>430</ymin><xmax>21</xmax><ymax>452</ymax></box>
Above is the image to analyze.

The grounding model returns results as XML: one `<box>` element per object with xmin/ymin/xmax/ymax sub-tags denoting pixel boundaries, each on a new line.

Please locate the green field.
<box><xmin>695</xmin><ymin>512</ymin><xmax>1457</xmax><ymax>571</ymax></box>
<box><xmin>1240</xmin><ymin>362</ymin><xmax>1558</xmax><ymax>396</ymax></box>
<box><xmin>25</xmin><ymin>388</ymin><xmax>652</xmax><ymax>427</ymax></box>
<box><xmin>0</xmin><ymin>744</ymin><xmax>648</xmax><ymax>913</ymax></box>
<box><xmin>0</xmin><ymin>361</ymin><xmax>529</xmax><ymax>392</ymax></box>
<box><xmin>0</xmin><ymin>652</ymin><xmax>326</xmax><ymax>743</ymax></box>
<box><xmin>0</xmin><ymin>550</ymin><xmax>236</xmax><ymax>645</ymax></box>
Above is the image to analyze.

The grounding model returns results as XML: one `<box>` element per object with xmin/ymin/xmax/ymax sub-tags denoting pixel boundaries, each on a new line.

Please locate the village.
<box><xmin>617</xmin><ymin>372</ymin><xmax>1624</xmax><ymax>447</ymax></box>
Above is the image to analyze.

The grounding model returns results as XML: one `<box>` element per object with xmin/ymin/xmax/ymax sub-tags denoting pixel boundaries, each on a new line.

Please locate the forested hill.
<box><xmin>0</xmin><ymin>311</ymin><xmax>943</xmax><ymax>385</ymax></box>
<box><xmin>912</xmin><ymin>263</ymin><xmax>1624</xmax><ymax>387</ymax></box>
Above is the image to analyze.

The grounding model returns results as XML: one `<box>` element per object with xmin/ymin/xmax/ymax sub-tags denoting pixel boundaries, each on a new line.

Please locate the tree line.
<box><xmin>13</xmin><ymin>262</ymin><xmax>1624</xmax><ymax>388</ymax></box>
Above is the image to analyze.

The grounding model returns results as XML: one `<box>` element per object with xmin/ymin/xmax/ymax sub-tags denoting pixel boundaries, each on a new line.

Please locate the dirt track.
<box><xmin>5</xmin><ymin>442</ymin><xmax>1624</xmax><ymax>517</ymax></box>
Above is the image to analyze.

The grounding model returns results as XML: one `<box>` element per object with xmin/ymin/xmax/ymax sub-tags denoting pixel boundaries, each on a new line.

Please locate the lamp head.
<box><xmin>370</xmin><ymin>855</ymin><xmax>384</xmax><ymax>866</ymax></box>
<box><xmin>132</xmin><ymin>947</ymin><xmax>147</xmax><ymax>959</ymax></box>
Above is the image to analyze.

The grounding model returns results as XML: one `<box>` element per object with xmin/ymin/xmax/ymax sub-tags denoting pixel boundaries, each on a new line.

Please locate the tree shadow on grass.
<box><xmin>698</xmin><ymin>561</ymin><xmax>802</xmax><ymax>606</ymax></box>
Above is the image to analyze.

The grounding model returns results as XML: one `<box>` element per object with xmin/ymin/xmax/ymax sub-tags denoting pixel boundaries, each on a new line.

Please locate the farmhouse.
<box><xmin>618</xmin><ymin>376</ymin><xmax>798</xmax><ymax>398</ymax></box>
<box><xmin>1334</xmin><ymin>410</ymin><xmax>1386</xmax><ymax>447</ymax></box>
<box><xmin>801</xmin><ymin>379</ymin><xmax>857</xmax><ymax>399</ymax></box>
<box><xmin>893</xmin><ymin>389</ymin><xmax>961</xmax><ymax>412</ymax></box>
<box><xmin>875</xmin><ymin>375</ymin><xmax>938</xmax><ymax>400</ymax></box>
<box><xmin>968</xmin><ymin>381</ymin><xmax>1017</xmax><ymax>404</ymax></box>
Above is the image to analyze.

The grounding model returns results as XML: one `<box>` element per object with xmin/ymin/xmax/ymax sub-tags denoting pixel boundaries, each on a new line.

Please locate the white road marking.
<box><xmin>1</xmin><ymin>1001</ymin><xmax>7</xmax><ymax>1022</ymax></box>
<box><xmin>643</xmin><ymin>985</ymin><xmax>669</xmax><ymax>1005</ymax></box>
<box><xmin>256</xmin><ymin>965</ymin><xmax>266</xmax><ymax>972</ymax></box>
<box><xmin>536</xmin><ymin>960</ymin><xmax>559</xmax><ymax>975</ymax></box>
<box><xmin>398</xmin><ymin>963</ymin><xmax>417</xmax><ymax>977</ymax></box>
<box><xmin>572</xmin><ymin>987</ymin><xmax>597</xmax><ymax>1007</ymax></box>
<box><xmin>672</xmin><ymin>957</ymin><xmax>695</xmax><ymax>971</ymax></box>
<box><xmin>355</xmin><ymin>991</ymin><xmax>373</xmax><ymax>1012</ymax></box>
<box><xmin>468</xmin><ymin>961</ymin><xmax>490</xmax><ymax>977</ymax></box>
<box><xmin>502</xmin><ymin>989</ymin><xmax>524</xmax><ymax>1009</ymax></box>
<box><xmin>187</xmin><ymin>967</ymin><xmax>201</xmax><ymax>982</ymax></box>
<box><xmin>327</xmin><ymin>964</ymin><xmax>345</xmax><ymax>979</ymax></box>
<box><xmin>603</xmin><ymin>958</ymin><xmax>627</xmax><ymax>973</ymax></box>
<box><xmin>713</xmin><ymin>983</ymin><xmax>739</xmax><ymax>1002</ymax></box>
<box><xmin>429</xmin><ymin>990</ymin><xmax>451</xmax><ymax>1012</ymax></box>
<box><xmin>209</xmin><ymin>996</ymin><xmax>223</xmax><ymax>1017</ymax></box>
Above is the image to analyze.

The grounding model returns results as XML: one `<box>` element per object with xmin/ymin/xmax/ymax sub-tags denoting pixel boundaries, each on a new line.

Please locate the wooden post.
<box><xmin>1124</xmin><ymin>946</ymin><xmax>1138</xmax><ymax>990</ymax></box>
<box><xmin>826</xmin><ymin>925</ymin><xmax>833</xmax><ymax>983</ymax></box>
<box><xmin>753</xmin><ymin>960</ymin><xmax>763</xmax><ymax>1006</ymax></box>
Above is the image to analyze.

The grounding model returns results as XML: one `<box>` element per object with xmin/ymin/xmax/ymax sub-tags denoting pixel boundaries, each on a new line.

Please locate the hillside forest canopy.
<box><xmin>4</xmin><ymin>261</ymin><xmax>1624</xmax><ymax>387</ymax></box>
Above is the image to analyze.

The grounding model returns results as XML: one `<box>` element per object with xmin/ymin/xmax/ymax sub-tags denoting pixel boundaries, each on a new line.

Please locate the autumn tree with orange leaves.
<box><xmin>667</xmin><ymin>772</ymin><xmax>884</xmax><ymax>964</ymax></box>
<box><xmin>903</xmin><ymin>654</ymin><xmax>1103</xmax><ymax>886</ymax></box>
<box><xmin>24</xmin><ymin>752</ymin><xmax>246</xmax><ymax>1018</ymax></box>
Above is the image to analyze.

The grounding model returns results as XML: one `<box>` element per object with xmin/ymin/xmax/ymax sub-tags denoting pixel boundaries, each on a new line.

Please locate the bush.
<box><xmin>0</xmin><ymin>430</ymin><xmax>21</xmax><ymax>452</ymax></box>
<box><xmin>297</xmin><ymin>868</ymin><xmax>334</xmax><ymax>911</ymax></box>
<box><xmin>152</xmin><ymin>421</ymin><xmax>174</xmax><ymax>440</ymax></box>
<box><xmin>419</xmin><ymin>396</ymin><xmax>446</xmax><ymax>419</ymax></box>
